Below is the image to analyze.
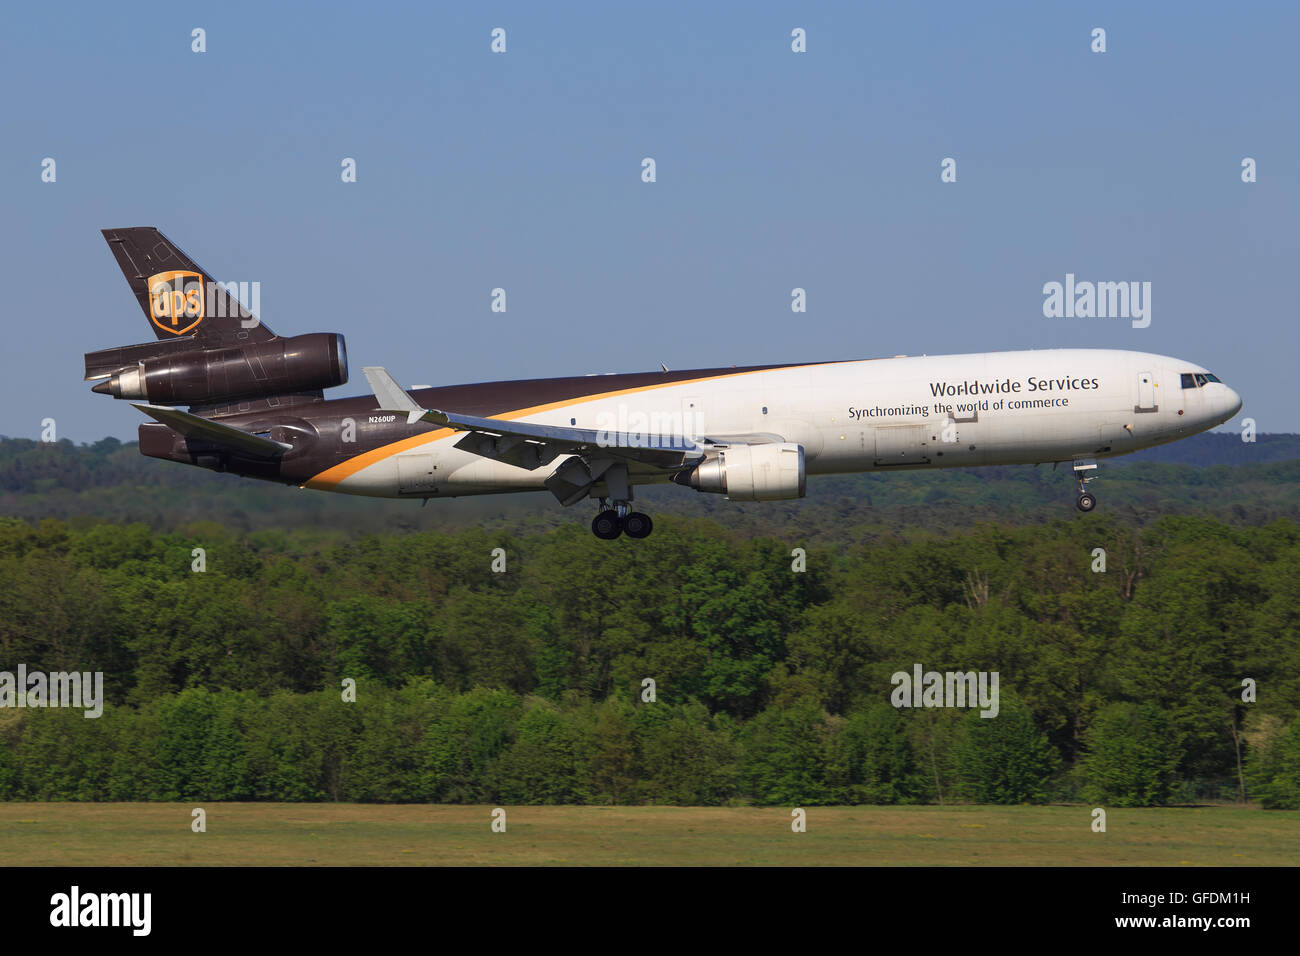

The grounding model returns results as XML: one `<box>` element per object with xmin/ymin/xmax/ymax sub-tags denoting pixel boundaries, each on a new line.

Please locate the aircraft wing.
<box><xmin>422</xmin><ymin>409</ymin><xmax>785</xmax><ymax>452</ymax></box>
<box><xmin>362</xmin><ymin>366</ymin><xmax>704</xmax><ymax>472</ymax></box>
<box><xmin>132</xmin><ymin>403</ymin><xmax>292</xmax><ymax>458</ymax></box>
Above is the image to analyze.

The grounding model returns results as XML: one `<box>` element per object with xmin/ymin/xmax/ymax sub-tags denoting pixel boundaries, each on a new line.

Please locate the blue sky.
<box><xmin>1</xmin><ymin>0</ymin><xmax>1296</xmax><ymax>441</ymax></box>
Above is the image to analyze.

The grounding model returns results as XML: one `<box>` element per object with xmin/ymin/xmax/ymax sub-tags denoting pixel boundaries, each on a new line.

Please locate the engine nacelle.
<box><xmin>676</xmin><ymin>442</ymin><xmax>806</xmax><ymax>500</ymax></box>
<box><xmin>92</xmin><ymin>332</ymin><xmax>348</xmax><ymax>405</ymax></box>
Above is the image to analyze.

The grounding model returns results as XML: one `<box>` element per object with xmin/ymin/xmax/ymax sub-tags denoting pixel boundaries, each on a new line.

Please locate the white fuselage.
<box><xmin>321</xmin><ymin>349</ymin><xmax>1241</xmax><ymax>498</ymax></box>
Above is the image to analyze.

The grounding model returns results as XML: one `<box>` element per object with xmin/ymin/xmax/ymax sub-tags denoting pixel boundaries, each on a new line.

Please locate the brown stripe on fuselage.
<box><xmin>299</xmin><ymin>360</ymin><xmax>841</xmax><ymax>489</ymax></box>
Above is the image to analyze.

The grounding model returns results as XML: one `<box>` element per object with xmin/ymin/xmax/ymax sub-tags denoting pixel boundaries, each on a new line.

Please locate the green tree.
<box><xmin>827</xmin><ymin>703</ymin><xmax>925</xmax><ymax>804</ymax></box>
<box><xmin>1245</xmin><ymin>716</ymin><xmax>1300</xmax><ymax>809</ymax></box>
<box><xmin>1081</xmin><ymin>702</ymin><xmax>1183</xmax><ymax>806</ymax></box>
<box><xmin>738</xmin><ymin>700</ymin><xmax>830</xmax><ymax>805</ymax></box>
<box><xmin>952</xmin><ymin>695</ymin><xmax>1059</xmax><ymax>804</ymax></box>
<box><xmin>496</xmin><ymin>699</ymin><xmax>592</xmax><ymax>804</ymax></box>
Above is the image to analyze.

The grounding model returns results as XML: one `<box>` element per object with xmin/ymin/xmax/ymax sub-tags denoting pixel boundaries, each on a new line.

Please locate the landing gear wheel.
<box><xmin>592</xmin><ymin>510</ymin><xmax>623</xmax><ymax>539</ymax></box>
<box><xmin>1071</xmin><ymin>458</ymin><xmax>1099</xmax><ymax>514</ymax></box>
<box><xmin>622</xmin><ymin>512</ymin><xmax>653</xmax><ymax>539</ymax></box>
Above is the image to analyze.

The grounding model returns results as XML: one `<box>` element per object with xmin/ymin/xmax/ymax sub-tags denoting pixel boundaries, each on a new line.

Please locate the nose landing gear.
<box><xmin>1073</xmin><ymin>458</ymin><xmax>1098</xmax><ymax>512</ymax></box>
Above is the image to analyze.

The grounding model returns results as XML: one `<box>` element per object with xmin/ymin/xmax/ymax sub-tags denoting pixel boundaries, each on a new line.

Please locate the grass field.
<box><xmin>1</xmin><ymin>803</ymin><xmax>1295</xmax><ymax>865</ymax></box>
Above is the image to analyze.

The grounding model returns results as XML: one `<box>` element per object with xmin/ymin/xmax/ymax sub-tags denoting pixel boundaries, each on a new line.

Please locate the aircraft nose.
<box><xmin>1223</xmin><ymin>386</ymin><xmax>1243</xmax><ymax>419</ymax></box>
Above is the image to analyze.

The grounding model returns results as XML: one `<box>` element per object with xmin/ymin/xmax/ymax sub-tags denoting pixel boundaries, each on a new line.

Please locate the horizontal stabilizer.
<box><xmin>132</xmin><ymin>403</ymin><xmax>291</xmax><ymax>457</ymax></box>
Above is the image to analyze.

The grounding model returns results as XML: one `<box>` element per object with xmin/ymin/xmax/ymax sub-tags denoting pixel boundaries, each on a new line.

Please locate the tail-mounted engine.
<box><xmin>674</xmin><ymin>442</ymin><xmax>806</xmax><ymax>500</ymax></box>
<box><xmin>85</xmin><ymin>332</ymin><xmax>348</xmax><ymax>405</ymax></box>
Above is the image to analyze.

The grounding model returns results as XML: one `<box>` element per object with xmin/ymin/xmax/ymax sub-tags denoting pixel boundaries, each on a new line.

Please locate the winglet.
<box><xmin>362</xmin><ymin>366</ymin><xmax>425</xmax><ymax>425</ymax></box>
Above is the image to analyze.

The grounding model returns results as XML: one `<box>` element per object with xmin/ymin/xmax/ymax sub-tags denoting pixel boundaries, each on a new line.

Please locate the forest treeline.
<box><xmin>0</xmin><ymin>513</ymin><xmax>1297</xmax><ymax>807</ymax></box>
<box><xmin>1</xmin><ymin>434</ymin><xmax>1299</xmax><ymax>540</ymax></box>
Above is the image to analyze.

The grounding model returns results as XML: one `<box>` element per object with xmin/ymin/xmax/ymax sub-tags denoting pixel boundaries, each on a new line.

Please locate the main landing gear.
<box><xmin>587</xmin><ymin>464</ymin><xmax>653</xmax><ymax>539</ymax></box>
<box><xmin>591</xmin><ymin>499</ymin><xmax>654</xmax><ymax>539</ymax></box>
<box><xmin>1073</xmin><ymin>458</ymin><xmax>1098</xmax><ymax>512</ymax></box>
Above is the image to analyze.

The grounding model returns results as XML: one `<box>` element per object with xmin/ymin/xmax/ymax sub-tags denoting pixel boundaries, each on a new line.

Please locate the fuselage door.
<box><xmin>873</xmin><ymin>423</ymin><xmax>930</xmax><ymax>465</ymax></box>
<box><xmin>397</xmin><ymin>453</ymin><xmax>438</xmax><ymax>494</ymax></box>
<box><xmin>1136</xmin><ymin>371</ymin><xmax>1158</xmax><ymax>412</ymax></box>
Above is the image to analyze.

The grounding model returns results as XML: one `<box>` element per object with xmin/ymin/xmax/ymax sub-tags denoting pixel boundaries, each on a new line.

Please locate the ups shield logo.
<box><xmin>147</xmin><ymin>270</ymin><xmax>205</xmax><ymax>335</ymax></box>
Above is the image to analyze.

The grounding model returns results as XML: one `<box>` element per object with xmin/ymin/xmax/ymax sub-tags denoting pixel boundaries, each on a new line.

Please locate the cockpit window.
<box><xmin>1181</xmin><ymin>373</ymin><xmax>1197</xmax><ymax>389</ymax></box>
<box><xmin>1194</xmin><ymin>373</ymin><xmax>1209</xmax><ymax>387</ymax></box>
<box><xmin>1204</xmin><ymin>373</ymin><xmax>1221</xmax><ymax>383</ymax></box>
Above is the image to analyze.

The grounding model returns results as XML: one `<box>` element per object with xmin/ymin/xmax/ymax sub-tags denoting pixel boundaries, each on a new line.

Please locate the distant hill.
<box><xmin>1114</xmin><ymin>431</ymin><xmax>1299</xmax><ymax>467</ymax></box>
<box><xmin>1</xmin><ymin>432</ymin><xmax>1296</xmax><ymax>540</ymax></box>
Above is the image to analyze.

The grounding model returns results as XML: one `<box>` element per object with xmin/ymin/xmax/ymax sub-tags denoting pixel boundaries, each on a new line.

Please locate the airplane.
<box><xmin>85</xmin><ymin>227</ymin><xmax>1243</xmax><ymax>538</ymax></box>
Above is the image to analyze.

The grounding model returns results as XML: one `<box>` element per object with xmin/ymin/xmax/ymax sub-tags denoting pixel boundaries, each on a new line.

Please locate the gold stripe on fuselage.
<box><xmin>303</xmin><ymin>362</ymin><xmax>841</xmax><ymax>490</ymax></box>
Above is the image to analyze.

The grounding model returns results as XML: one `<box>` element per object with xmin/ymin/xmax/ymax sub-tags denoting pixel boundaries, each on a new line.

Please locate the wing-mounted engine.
<box><xmin>674</xmin><ymin>442</ymin><xmax>806</xmax><ymax>500</ymax></box>
<box><xmin>85</xmin><ymin>332</ymin><xmax>348</xmax><ymax>405</ymax></box>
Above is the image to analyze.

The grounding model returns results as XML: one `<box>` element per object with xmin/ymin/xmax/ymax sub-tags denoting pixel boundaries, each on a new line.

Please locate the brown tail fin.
<box><xmin>101</xmin><ymin>227</ymin><xmax>275</xmax><ymax>347</ymax></box>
